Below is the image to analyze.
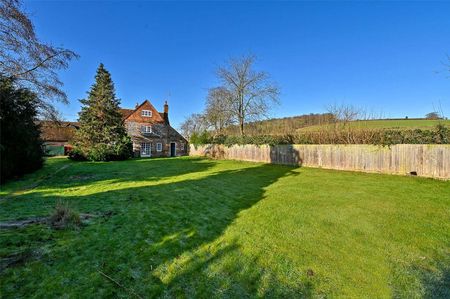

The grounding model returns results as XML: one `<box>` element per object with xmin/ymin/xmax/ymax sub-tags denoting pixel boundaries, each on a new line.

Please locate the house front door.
<box><xmin>170</xmin><ymin>142</ymin><xmax>176</xmax><ymax>157</ymax></box>
<box><xmin>141</xmin><ymin>142</ymin><xmax>151</xmax><ymax>157</ymax></box>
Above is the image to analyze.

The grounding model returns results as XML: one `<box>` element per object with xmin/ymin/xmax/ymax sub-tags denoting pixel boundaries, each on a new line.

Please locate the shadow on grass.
<box><xmin>0</xmin><ymin>157</ymin><xmax>216</xmax><ymax>220</ymax></box>
<box><xmin>34</xmin><ymin>157</ymin><xmax>218</xmax><ymax>189</ymax></box>
<box><xmin>419</xmin><ymin>265</ymin><xmax>450</xmax><ymax>298</ymax></box>
<box><xmin>0</xmin><ymin>158</ymin><xmax>310</xmax><ymax>298</ymax></box>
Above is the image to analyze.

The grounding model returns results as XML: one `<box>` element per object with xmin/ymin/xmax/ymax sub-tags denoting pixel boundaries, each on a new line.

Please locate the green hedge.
<box><xmin>191</xmin><ymin>124</ymin><xmax>450</xmax><ymax>146</ymax></box>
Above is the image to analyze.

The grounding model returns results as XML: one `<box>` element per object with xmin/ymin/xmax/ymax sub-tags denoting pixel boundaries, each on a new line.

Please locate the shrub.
<box><xmin>68</xmin><ymin>147</ymin><xmax>87</xmax><ymax>161</ymax></box>
<box><xmin>69</xmin><ymin>136</ymin><xmax>133</xmax><ymax>162</ymax></box>
<box><xmin>434</xmin><ymin>124</ymin><xmax>449</xmax><ymax>144</ymax></box>
<box><xmin>197</xmin><ymin>125</ymin><xmax>450</xmax><ymax>146</ymax></box>
<box><xmin>108</xmin><ymin>136</ymin><xmax>133</xmax><ymax>161</ymax></box>
<box><xmin>190</xmin><ymin>131</ymin><xmax>212</xmax><ymax>145</ymax></box>
<box><xmin>49</xmin><ymin>201</ymin><xmax>81</xmax><ymax>230</ymax></box>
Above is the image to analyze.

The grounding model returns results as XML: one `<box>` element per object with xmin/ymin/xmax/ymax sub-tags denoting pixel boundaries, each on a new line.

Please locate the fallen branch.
<box><xmin>98</xmin><ymin>270</ymin><xmax>143</xmax><ymax>299</ymax></box>
<box><xmin>0</xmin><ymin>217</ymin><xmax>47</xmax><ymax>229</ymax></box>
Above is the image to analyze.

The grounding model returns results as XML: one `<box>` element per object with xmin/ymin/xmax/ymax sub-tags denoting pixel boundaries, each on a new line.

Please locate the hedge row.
<box><xmin>191</xmin><ymin>124</ymin><xmax>449</xmax><ymax>146</ymax></box>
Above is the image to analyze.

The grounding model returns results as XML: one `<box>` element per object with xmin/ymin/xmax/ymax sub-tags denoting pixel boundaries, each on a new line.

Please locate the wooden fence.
<box><xmin>189</xmin><ymin>144</ymin><xmax>450</xmax><ymax>179</ymax></box>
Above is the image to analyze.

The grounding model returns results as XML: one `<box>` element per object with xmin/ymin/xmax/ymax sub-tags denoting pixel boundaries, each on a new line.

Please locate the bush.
<box><xmin>0</xmin><ymin>77</ymin><xmax>44</xmax><ymax>183</ymax></box>
<box><xmin>69</xmin><ymin>136</ymin><xmax>133</xmax><ymax>162</ymax></box>
<box><xmin>108</xmin><ymin>136</ymin><xmax>133</xmax><ymax>161</ymax></box>
<box><xmin>195</xmin><ymin>125</ymin><xmax>450</xmax><ymax>146</ymax></box>
<box><xmin>68</xmin><ymin>147</ymin><xmax>87</xmax><ymax>161</ymax></box>
<box><xmin>190</xmin><ymin>131</ymin><xmax>212</xmax><ymax>145</ymax></box>
<box><xmin>49</xmin><ymin>201</ymin><xmax>81</xmax><ymax>230</ymax></box>
<box><xmin>86</xmin><ymin>143</ymin><xmax>110</xmax><ymax>161</ymax></box>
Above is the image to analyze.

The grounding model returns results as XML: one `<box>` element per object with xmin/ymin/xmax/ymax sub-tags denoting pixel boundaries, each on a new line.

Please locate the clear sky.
<box><xmin>25</xmin><ymin>1</ymin><xmax>450</xmax><ymax>128</ymax></box>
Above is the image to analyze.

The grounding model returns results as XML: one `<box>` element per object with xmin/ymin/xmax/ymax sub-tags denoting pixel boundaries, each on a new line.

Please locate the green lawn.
<box><xmin>298</xmin><ymin>119</ymin><xmax>450</xmax><ymax>132</ymax></box>
<box><xmin>1</xmin><ymin>157</ymin><xmax>449</xmax><ymax>298</ymax></box>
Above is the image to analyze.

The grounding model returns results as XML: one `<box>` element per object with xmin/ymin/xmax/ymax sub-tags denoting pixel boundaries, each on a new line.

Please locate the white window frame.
<box><xmin>141</xmin><ymin>110</ymin><xmax>152</xmax><ymax>117</ymax></box>
<box><xmin>180</xmin><ymin>143</ymin><xmax>184</xmax><ymax>150</ymax></box>
<box><xmin>141</xmin><ymin>125</ymin><xmax>152</xmax><ymax>133</ymax></box>
<box><xmin>156</xmin><ymin>143</ymin><xmax>163</xmax><ymax>152</ymax></box>
<box><xmin>140</xmin><ymin>142</ymin><xmax>151</xmax><ymax>157</ymax></box>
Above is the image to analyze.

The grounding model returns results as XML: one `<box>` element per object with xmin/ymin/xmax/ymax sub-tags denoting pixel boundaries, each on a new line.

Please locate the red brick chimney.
<box><xmin>163</xmin><ymin>101</ymin><xmax>169</xmax><ymax>125</ymax></box>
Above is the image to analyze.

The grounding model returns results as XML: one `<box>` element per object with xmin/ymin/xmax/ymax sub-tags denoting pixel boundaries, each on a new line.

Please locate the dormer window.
<box><xmin>141</xmin><ymin>110</ymin><xmax>152</xmax><ymax>117</ymax></box>
<box><xmin>141</xmin><ymin>125</ymin><xmax>152</xmax><ymax>133</ymax></box>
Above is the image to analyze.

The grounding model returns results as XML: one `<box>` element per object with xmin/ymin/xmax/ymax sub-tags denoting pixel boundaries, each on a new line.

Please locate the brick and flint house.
<box><xmin>120</xmin><ymin>100</ymin><xmax>188</xmax><ymax>157</ymax></box>
<box><xmin>40</xmin><ymin>100</ymin><xmax>188</xmax><ymax>157</ymax></box>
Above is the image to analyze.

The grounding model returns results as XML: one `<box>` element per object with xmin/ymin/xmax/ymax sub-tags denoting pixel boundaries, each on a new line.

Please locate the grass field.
<box><xmin>1</xmin><ymin>157</ymin><xmax>449</xmax><ymax>298</ymax></box>
<box><xmin>298</xmin><ymin>119</ymin><xmax>450</xmax><ymax>132</ymax></box>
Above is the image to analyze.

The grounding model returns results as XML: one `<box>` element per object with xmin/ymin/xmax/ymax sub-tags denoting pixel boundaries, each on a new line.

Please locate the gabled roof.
<box><xmin>120</xmin><ymin>100</ymin><xmax>165</xmax><ymax>123</ymax></box>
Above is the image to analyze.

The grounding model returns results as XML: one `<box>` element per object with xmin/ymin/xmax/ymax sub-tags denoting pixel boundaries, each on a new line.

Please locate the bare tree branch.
<box><xmin>0</xmin><ymin>0</ymin><xmax>78</xmax><ymax>119</ymax></box>
<box><xmin>216</xmin><ymin>54</ymin><xmax>280</xmax><ymax>135</ymax></box>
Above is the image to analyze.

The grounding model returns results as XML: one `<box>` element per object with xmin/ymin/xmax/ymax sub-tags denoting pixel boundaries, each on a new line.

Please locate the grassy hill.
<box><xmin>298</xmin><ymin>118</ymin><xmax>450</xmax><ymax>132</ymax></box>
<box><xmin>221</xmin><ymin>113</ymin><xmax>335</xmax><ymax>136</ymax></box>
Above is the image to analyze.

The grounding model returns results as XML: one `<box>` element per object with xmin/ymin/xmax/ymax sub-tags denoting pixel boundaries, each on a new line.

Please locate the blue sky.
<box><xmin>26</xmin><ymin>1</ymin><xmax>450</xmax><ymax>128</ymax></box>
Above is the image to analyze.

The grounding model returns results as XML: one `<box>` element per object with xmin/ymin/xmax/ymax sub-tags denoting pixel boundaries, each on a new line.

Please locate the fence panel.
<box><xmin>189</xmin><ymin>144</ymin><xmax>450</xmax><ymax>179</ymax></box>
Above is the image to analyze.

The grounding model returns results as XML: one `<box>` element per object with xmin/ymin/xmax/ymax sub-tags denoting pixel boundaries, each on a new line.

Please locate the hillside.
<box><xmin>220</xmin><ymin>117</ymin><xmax>449</xmax><ymax>137</ymax></box>
<box><xmin>221</xmin><ymin>113</ymin><xmax>335</xmax><ymax>135</ymax></box>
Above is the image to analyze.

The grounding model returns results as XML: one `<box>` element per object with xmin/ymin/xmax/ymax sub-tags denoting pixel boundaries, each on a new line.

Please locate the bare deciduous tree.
<box><xmin>0</xmin><ymin>0</ymin><xmax>78</xmax><ymax>118</ymax></box>
<box><xmin>326</xmin><ymin>103</ymin><xmax>363</xmax><ymax>128</ymax></box>
<box><xmin>216</xmin><ymin>55</ymin><xmax>279</xmax><ymax>135</ymax></box>
<box><xmin>204</xmin><ymin>86</ymin><xmax>234</xmax><ymax>134</ymax></box>
<box><xmin>179</xmin><ymin>113</ymin><xmax>208</xmax><ymax>140</ymax></box>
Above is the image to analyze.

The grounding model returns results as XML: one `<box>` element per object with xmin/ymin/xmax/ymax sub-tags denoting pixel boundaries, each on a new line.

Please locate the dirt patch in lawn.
<box><xmin>0</xmin><ymin>213</ymin><xmax>104</xmax><ymax>229</ymax></box>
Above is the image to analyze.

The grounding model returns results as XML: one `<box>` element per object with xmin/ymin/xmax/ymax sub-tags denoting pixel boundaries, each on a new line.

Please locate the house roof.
<box><xmin>120</xmin><ymin>100</ymin><xmax>165</xmax><ymax>123</ymax></box>
<box><xmin>39</xmin><ymin>121</ymin><xmax>78</xmax><ymax>142</ymax></box>
<box><xmin>119</xmin><ymin>108</ymin><xmax>134</xmax><ymax>119</ymax></box>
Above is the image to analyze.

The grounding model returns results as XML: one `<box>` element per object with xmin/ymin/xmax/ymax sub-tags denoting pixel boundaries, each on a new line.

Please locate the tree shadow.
<box><xmin>0</xmin><ymin>157</ymin><xmax>216</xmax><ymax>220</ymax></box>
<box><xmin>0</xmin><ymin>160</ymin><xmax>312</xmax><ymax>297</ymax></box>
<box><xmin>35</xmin><ymin>157</ymin><xmax>218</xmax><ymax>189</ymax></box>
<box><xmin>422</xmin><ymin>267</ymin><xmax>450</xmax><ymax>298</ymax></box>
<box><xmin>196</xmin><ymin>144</ymin><xmax>304</xmax><ymax>167</ymax></box>
<box><xmin>269</xmin><ymin>145</ymin><xmax>303</xmax><ymax>166</ymax></box>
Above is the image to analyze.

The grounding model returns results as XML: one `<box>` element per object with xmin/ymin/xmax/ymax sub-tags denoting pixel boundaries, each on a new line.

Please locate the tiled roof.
<box><xmin>119</xmin><ymin>108</ymin><xmax>135</xmax><ymax>119</ymax></box>
<box><xmin>39</xmin><ymin>121</ymin><xmax>78</xmax><ymax>142</ymax></box>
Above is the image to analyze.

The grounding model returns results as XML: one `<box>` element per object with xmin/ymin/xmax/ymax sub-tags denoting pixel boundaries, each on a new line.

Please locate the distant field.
<box><xmin>298</xmin><ymin>119</ymin><xmax>450</xmax><ymax>132</ymax></box>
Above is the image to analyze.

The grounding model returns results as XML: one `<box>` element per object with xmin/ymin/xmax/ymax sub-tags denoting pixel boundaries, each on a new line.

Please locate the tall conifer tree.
<box><xmin>72</xmin><ymin>64</ymin><xmax>131</xmax><ymax>161</ymax></box>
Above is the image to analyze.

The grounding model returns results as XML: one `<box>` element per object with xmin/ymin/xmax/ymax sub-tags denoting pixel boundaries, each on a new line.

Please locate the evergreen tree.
<box><xmin>0</xmin><ymin>77</ymin><xmax>44</xmax><ymax>182</ymax></box>
<box><xmin>71</xmin><ymin>64</ymin><xmax>132</xmax><ymax>161</ymax></box>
